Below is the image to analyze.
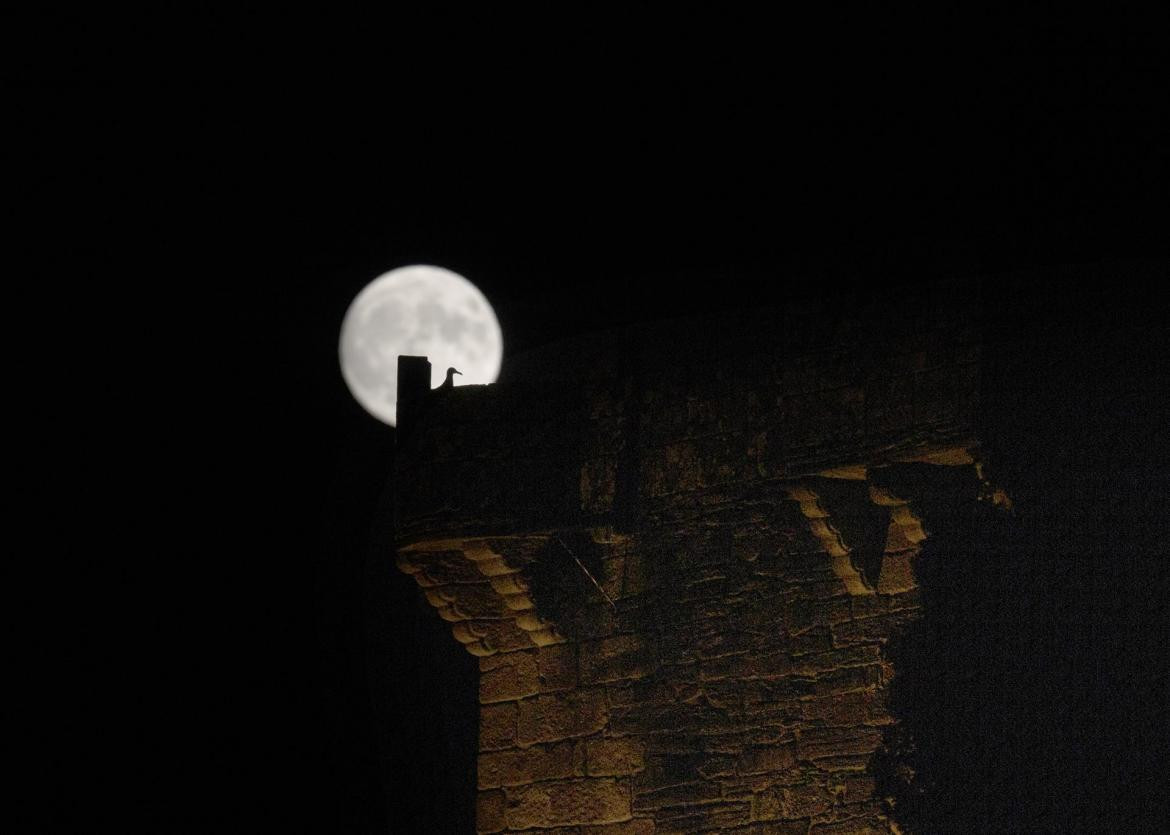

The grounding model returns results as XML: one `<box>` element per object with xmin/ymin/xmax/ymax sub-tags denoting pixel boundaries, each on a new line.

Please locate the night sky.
<box><xmin>32</xmin><ymin>10</ymin><xmax>1167</xmax><ymax>832</ymax></box>
<box><xmin>263</xmin><ymin>81</ymin><xmax>1165</xmax><ymax>831</ymax></box>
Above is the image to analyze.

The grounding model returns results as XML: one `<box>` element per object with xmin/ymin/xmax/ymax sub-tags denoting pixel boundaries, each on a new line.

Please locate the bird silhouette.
<box><xmin>439</xmin><ymin>367</ymin><xmax>462</xmax><ymax>390</ymax></box>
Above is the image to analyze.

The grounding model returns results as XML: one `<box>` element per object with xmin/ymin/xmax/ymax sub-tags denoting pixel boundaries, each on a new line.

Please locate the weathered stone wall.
<box><xmin>393</xmin><ymin>280</ymin><xmax>1005</xmax><ymax>832</ymax></box>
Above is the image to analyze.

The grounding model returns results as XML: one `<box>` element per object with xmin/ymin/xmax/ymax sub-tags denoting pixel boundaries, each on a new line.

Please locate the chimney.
<box><xmin>396</xmin><ymin>355</ymin><xmax>431</xmax><ymax>438</ymax></box>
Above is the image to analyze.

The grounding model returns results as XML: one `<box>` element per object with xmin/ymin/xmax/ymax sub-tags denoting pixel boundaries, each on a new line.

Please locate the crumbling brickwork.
<box><xmin>393</xmin><ymin>281</ymin><xmax>1006</xmax><ymax>832</ymax></box>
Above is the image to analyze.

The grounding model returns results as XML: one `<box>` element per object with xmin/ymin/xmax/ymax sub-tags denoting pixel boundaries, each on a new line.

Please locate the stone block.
<box><xmin>850</xmin><ymin>594</ymin><xmax>887</xmax><ymax>620</ymax></box>
<box><xmin>790</xmin><ymin>626</ymin><xmax>837</xmax><ymax>654</ymax></box>
<box><xmin>479</xmin><ymin>650</ymin><xmax>540</xmax><ymax>703</ymax></box>
<box><xmin>788</xmin><ymin>645</ymin><xmax>882</xmax><ymax>678</ymax></box>
<box><xmin>883</xmin><ymin>588</ymin><xmax>920</xmax><ymax>613</ymax></box>
<box><xmin>480</xmin><ymin>702</ymin><xmax>517</xmax><ymax>751</ymax></box>
<box><xmin>843</xmin><ymin>774</ymin><xmax>876</xmax><ymax>803</ymax></box>
<box><xmin>810</xmin><ymin>814</ymin><xmax>889</xmax><ymax>833</ymax></box>
<box><xmin>703</xmin><ymin>679</ymin><xmax>744</xmax><ymax>710</ymax></box>
<box><xmin>606</xmin><ymin>675</ymin><xmax>668</xmax><ymax>709</ymax></box>
<box><xmin>586</xmin><ymin>737</ymin><xmax>646</xmax><ymax>776</ymax></box>
<box><xmin>740</xmin><ymin>687</ymin><xmax>802</xmax><ymax>722</ymax></box>
<box><xmin>810</xmin><ymin>755</ymin><xmax>872</xmax><ymax>772</ymax></box>
<box><xmin>752</xmin><ymin>788</ymin><xmax>782</xmax><ymax>821</ymax></box>
<box><xmin>507</xmin><ymin>778</ymin><xmax>632</xmax><ymax>828</ymax></box>
<box><xmin>737</xmin><ymin>744</ymin><xmax>797</xmax><ymax>776</ymax></box>
<box><xmin>583</xmin><ymin>819</ymin><xmax>656</xmax><ymax>834</ymax></box>
<box><xmin>476</xmin><ymin>789</ymin><xmax>507</xmax><ymax>833</ymax></box>
<box><xmin>539</xmin><ymin>644</ymin><xmax>579</xmax><ymax>692</ymax></box>
<box><xmin>739</xmin><ymin>648</ymin><xmax>793</xmax><ymax>679</ymax></box>
<box><xmin>696</xmin><ymin>753</ymin><xmax>738</xmax><ymax>779</ymax></box>
<box><xmin>756</xmin><ymin>822</ymin><xmax>815</xmax><ymax>835</ymax></box>
<box><xmin>517</xmin><ymin>689</ymin><xmax>609</xmax><ymax>746</ymax></box>
<box><xmin>697</xmin><ymin>629</ymin><xmax>758</xmax><ymax>660</ymax></box>
<box><xmin>881</xmin><ymin>523</ymin><xmax>920</xmax><ymax>556</ymax></box>
<box><xmin>653</xmin><ymin>800</ymin><xmax>751</xmax><ymax>831</ymax></box>
<box><xmin>610</xmin><ymin>703</ymin><xmax>731</xmax><ymax>736</ymax></box>
<box><xmin>799</xmin><ymin>690</ymin><xmax>881</xmax><ymax>727</ymax></box>
<box><xmin>778</xmin><ymin>783</ymin><xmax>833</xmax><ymax>818</ymax></box>
<box><xmin>810</xmin><ymin>664</ymin><xmax>881</xmax><ymax>696</ymax></box>
<box><xmin>581</xmin><ymin>634</ymin><xmax>659</xmax><ymax>684</ymax></box>
<box><xmin>797</xmin><ymin>727</ymin><xmax>883</xmax><ymax>761</ymax></box>
<box><xmin>700</xmin><ymin>654</ymin><xmax>747</xmax><ymax>681</ymax></box>
<box><xmin>478</xmin><ymin>740</ymin><xmax>584</xmax><ymax>788</ymax></box>
<box><xmin>831</xmin><ymin>611</ymin><xmax>918</xmax><ymax>646</ymax></box>
<box><xmin>632</xmin><ymin>780</ymin><xmax>723</xmax><ymax>811</ymax></box>
<box><xmin>504</xmin><ymin>781</ymin><xmax>552</xmax><ymax>830</ymax></box>
<box><xmin>635</xmin><ymin>752</ymin><xmax>711</xmax><ymax>792</ymax></box>
<box><xmin>875</xmin><ymin>552</ymin><xmax>917</xmax><ymax>594</ymax></box>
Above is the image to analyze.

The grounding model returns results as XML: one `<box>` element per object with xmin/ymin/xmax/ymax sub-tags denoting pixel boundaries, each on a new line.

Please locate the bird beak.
<box><xmin>454</xmin><ymin>369</ymin><xmax>462</xmax><ymax>375</ymax></box>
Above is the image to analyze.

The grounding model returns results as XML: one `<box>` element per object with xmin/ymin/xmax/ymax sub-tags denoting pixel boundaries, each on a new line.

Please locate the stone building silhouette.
<box><xmin>385</xmin><ymin>265</ymin><xmax>1163</xmax><ymax>833</ymax></box>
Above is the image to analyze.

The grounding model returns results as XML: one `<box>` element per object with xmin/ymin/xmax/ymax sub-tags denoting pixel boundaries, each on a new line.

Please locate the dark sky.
<box><xmin>28</xmin><ymin>9</ymin><xmax>1166</xmax><ymax>832</ymax></box>
<box><xmin>264</xmin><ymin>78</ymin><xmax>1165</xmax><ymax>830</ymax></box>
<box><xmin>258</xmin><ymin>26</ymin><xmax>1167</xmax><ymax>833</ymax></box>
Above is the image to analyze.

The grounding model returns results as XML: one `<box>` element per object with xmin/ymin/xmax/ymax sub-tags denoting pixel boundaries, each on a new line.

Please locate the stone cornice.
<box><xmin>397</xmin><ymin>446</ymin><xmax>1008</xmax><ymax>657</ymax></box>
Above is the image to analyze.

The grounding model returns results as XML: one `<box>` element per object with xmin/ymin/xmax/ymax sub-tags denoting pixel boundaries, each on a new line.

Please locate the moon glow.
<box><xmin>339</xmin><ymin>265</ymin><xmax>503</xmax><ymax>425</ymax></box>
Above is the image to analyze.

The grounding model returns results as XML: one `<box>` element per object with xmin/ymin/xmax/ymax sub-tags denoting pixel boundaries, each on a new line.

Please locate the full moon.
<box><xmin>339</xmin><ymin>265</ymin><xmax>503</xmax><ymax>425</ymax></box>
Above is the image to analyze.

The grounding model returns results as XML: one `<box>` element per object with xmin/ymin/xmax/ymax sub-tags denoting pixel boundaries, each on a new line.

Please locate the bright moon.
<box><xmin>339</xmin><ymin>265</ymin><xmax>503</xmax><ymax>425</ymax></box>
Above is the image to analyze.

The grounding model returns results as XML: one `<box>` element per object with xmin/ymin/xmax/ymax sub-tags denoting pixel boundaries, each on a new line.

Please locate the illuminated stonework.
<box><xmin>392</xmin><ymin>282</ymin><xmax>1008</xmax><ymax>833</ymax></box>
